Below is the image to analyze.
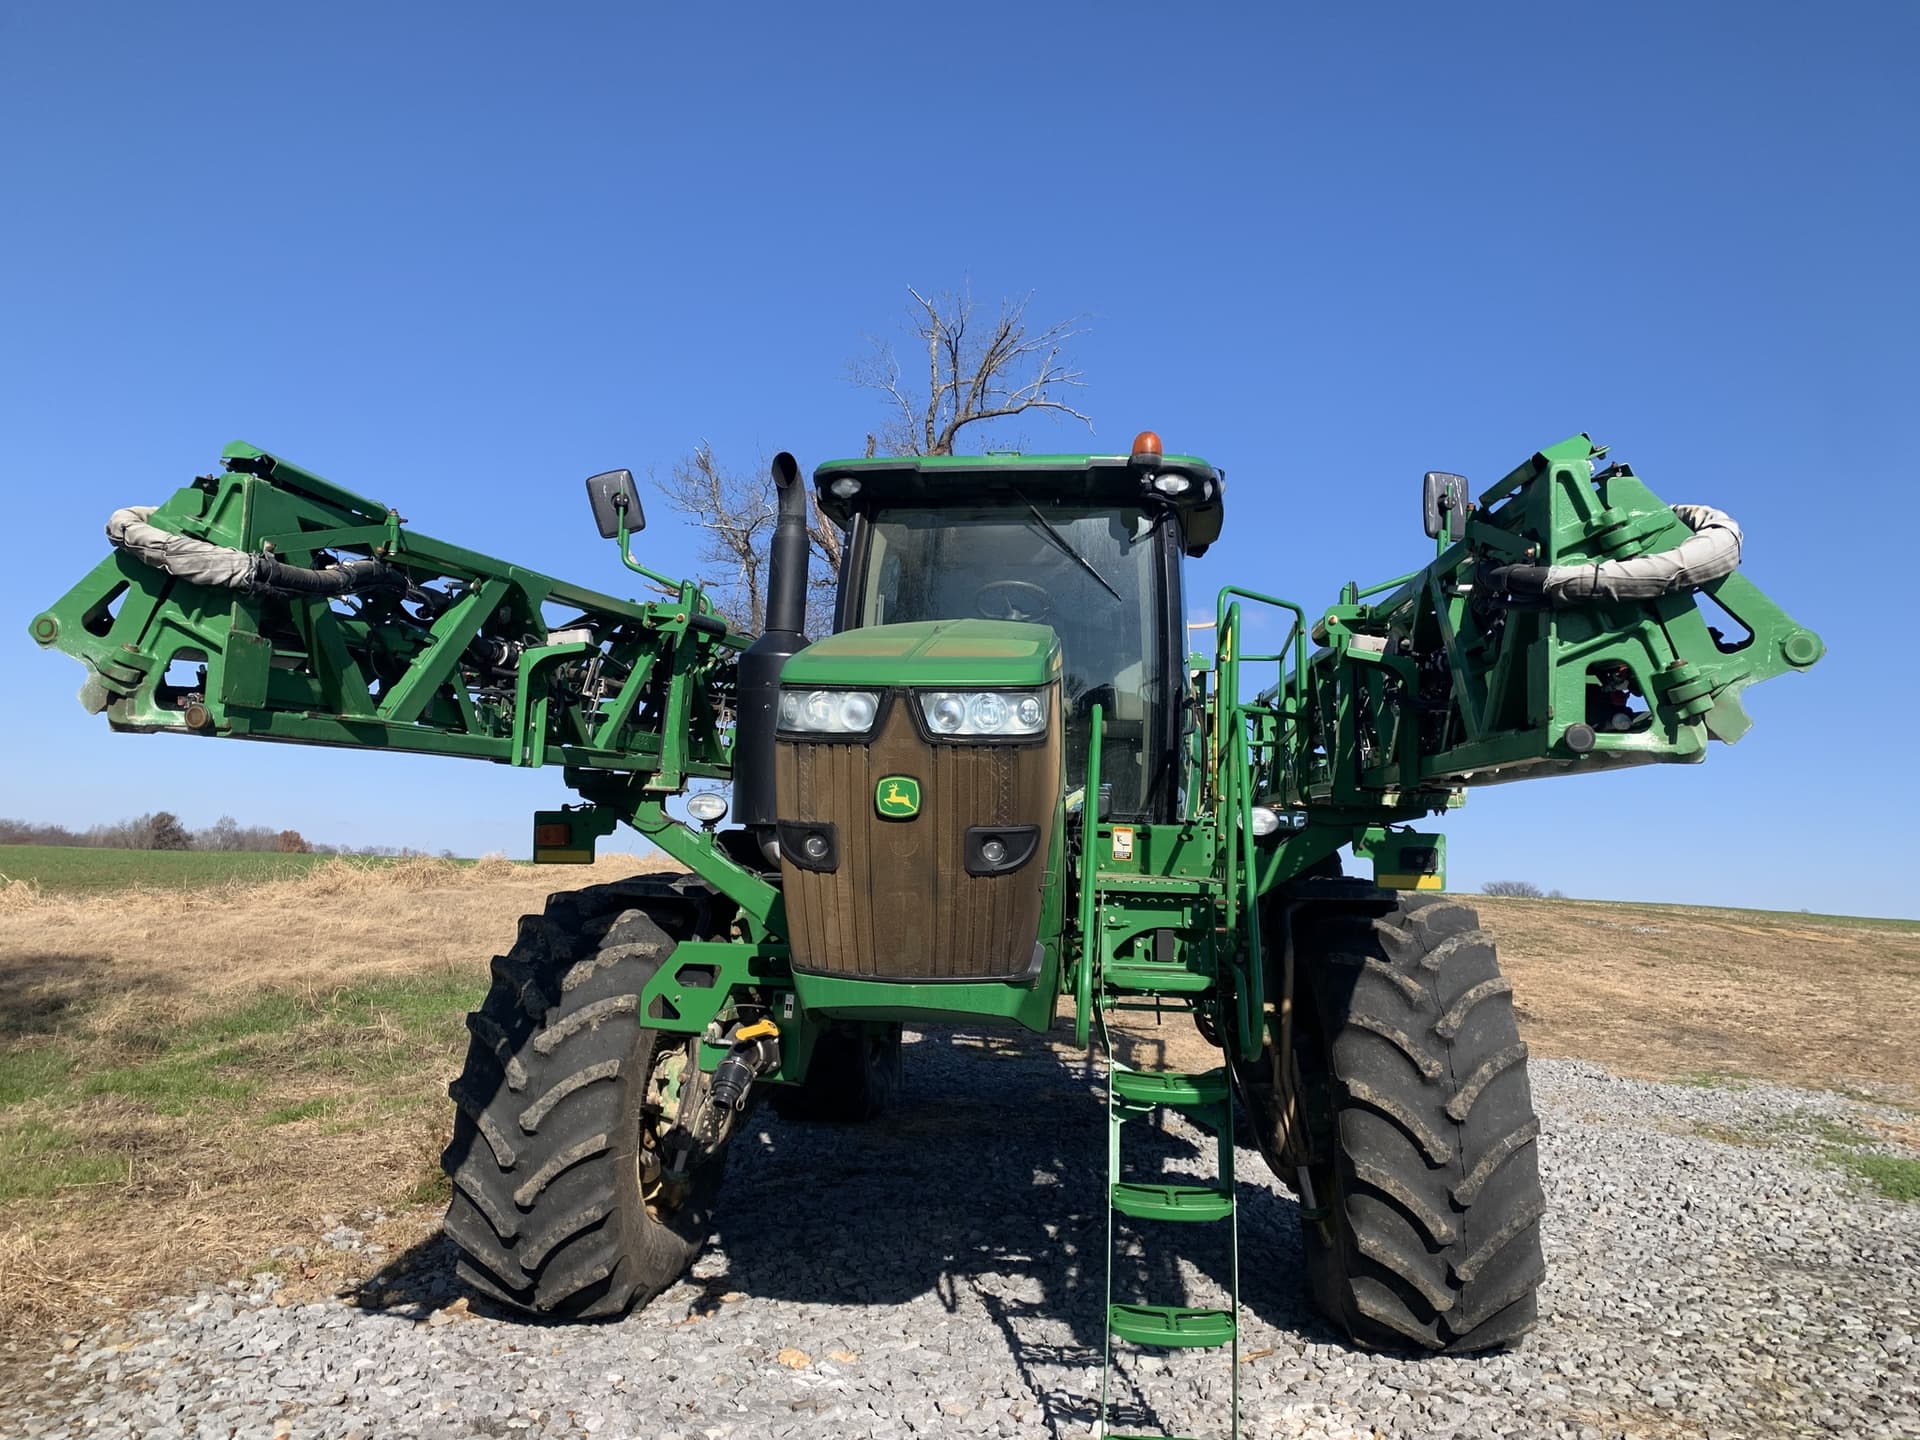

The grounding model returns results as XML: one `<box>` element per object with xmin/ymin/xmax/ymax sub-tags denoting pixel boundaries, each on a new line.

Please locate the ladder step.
<box><xmin>1111</xmin><ymin>1180</ymin><xmax>1233</xmax><ymax>1223</ymax></box>
<box><xmin>1103</xmin><ymin>962</ymin><xmax>1213</xmax><ymax>994</ymax></box>
<box><xmin>1107</xmin><ymin>1302</ymin><xmax>1236</xmax><ymax>1349</ymax></box>
<box><xmin>1111</xmin><ymin>1066</ymin><xmax>1229</xmax><ymax>1110</ymax></box>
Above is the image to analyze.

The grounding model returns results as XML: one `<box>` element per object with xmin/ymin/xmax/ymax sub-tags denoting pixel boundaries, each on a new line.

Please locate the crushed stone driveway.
<box><xmin>6</xmin><ymin>1035</ymin><xmax>1918</xmax><ymax>1440</ymax></box>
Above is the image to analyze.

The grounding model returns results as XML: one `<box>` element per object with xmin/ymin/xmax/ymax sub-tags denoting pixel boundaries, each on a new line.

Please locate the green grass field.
<box><xmin>0</xmin><ymin>845</ymin><xmax>439</xmax><ymax>896</ymax></box>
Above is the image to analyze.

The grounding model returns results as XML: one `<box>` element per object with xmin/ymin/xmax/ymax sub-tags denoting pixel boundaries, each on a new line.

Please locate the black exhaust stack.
<box><xmin>736</xmin><ymin>452</ymin><xmax>810</xmax><ymax>863</ymax></box>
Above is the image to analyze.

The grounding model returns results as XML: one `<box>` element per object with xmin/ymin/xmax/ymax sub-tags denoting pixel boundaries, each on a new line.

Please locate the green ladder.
<box><xmin>1099</xmin><ymin>1052</ymin><xmax>1240</xmax><ymax>1440</ymax></box>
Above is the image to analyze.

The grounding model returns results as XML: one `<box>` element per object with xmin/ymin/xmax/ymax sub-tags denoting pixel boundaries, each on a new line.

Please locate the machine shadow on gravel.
<box><xmin>367</xmin><ymin>1028</ymin><xmax>1327</xmax><ymax>1353</ymax></box>
<box><xmin>703</xmin><ymin>1029</ymin><xmax>1324</xmax><ymax>1337</ymax></box>
<box><xmin>373</xmin><ymin>1026</ymin><xmax>1335</xmax><ymax>1440</ymax></box>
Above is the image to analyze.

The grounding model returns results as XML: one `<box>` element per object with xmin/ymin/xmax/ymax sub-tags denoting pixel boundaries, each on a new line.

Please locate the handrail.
<box><xmin>1228</xmin><ymin>707</ymin><xmax>1265</xmax><ymax>1057</ymax></box>
<box><xmin>1214</xmin><ymin>587</ymin><xmax>1305</xmax><ymax>1061</ymax></box>
<box><xmin>1074</xmin><ymin>702</ymin><xmax>1105</xmax><ymax>1047</ymax></box>
<box><xmin>1214</xmin><ymin>585</ymin><xmax>1306</xmax><ymax>715</ymax></box>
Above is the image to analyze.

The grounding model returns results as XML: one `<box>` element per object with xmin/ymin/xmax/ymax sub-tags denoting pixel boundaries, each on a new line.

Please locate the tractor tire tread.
<box><xmin>438</xmin><ymin>875</ymin><xmax>727</xmax><ymax>1320</ymax></box>
<box><xmin>1298</xmin><ymin>895</ymin><xmax>1546</xmax><ymax>1355</ymax></box>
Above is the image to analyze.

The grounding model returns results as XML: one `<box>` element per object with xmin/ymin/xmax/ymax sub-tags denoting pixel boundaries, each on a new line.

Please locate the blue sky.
<box><xmin>2</xmin><ymin>4</ymin><xmax>1913</xmax><ymax>914</ymax></box>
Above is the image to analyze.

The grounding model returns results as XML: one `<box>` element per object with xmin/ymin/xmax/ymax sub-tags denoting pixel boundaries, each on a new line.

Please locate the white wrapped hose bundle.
<box><xmin>106</xmin><ymin>506</ymin><xmax>406</xmax><ymax>597</ymax></box>
<box><xmin>107</xmin><ymin>506</ymin><xmax>264</xmax><ymax>588</ymax></box>
<box><xmin>1486</xmin><ymin>504</ymin><xmax>1742</xmax><ymax>605</ymax></box>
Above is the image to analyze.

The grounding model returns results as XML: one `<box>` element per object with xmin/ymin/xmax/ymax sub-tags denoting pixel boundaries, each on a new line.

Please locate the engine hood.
<box><xmin>779</xmin><ymin>619</ymin><xmax>1062</xmax><ymax>690</ymax></box>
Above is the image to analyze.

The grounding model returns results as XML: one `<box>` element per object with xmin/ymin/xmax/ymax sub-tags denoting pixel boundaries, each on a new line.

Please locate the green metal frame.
<box><xmin>1066</xmin><ymin>434</ymin><xmax>1823</xmax><ymax>1074</ymax></box>
<box><xmin>31</xmin><ymin>444</ymin><xmax>741</xmax><ymax>782</ymax></box>
<box><xmin>32</xmin><ymin>433</ymin><xmax>1825</xmax><ymax>1073</ymax></box>
<box><xmin>33</xmin><ymin>433</ymin><xmax>1826</xmax><ymax>1440</ymax></box>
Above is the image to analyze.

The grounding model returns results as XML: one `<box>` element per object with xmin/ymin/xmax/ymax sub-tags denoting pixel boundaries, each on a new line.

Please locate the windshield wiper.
<box><xmin>1013</xmin><ymin>490</ymin><xmax>1123</xmax><ymax>604</ymax></box>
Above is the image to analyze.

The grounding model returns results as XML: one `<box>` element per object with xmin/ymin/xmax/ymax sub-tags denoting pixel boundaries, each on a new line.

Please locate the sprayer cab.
<box><xmin>814</xmin><ymin>432</ymin><xmax>1225</xmax><ymax>557</ymax></box>
<box><xmin>810</xmin><ymin>436</ymin><xmax>1224</xmax><ymax>822</ymax></box>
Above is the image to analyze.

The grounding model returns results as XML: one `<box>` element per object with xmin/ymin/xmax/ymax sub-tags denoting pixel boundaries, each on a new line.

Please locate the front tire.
<box><xmin>1292</xmin><ymin>895</ymin><xmax>1546</xmax><ymax>1353</ymax></box>
<box><xmin>440</xmin><ymin>875</ymin><xmax>728</xmax><ymax>1319</ymax></box>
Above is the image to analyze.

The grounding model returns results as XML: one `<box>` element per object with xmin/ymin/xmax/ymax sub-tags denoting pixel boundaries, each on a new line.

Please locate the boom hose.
<box><xmin>1485</xmin><ymin>503</ymin><xmax>1742</xmax><ymax>605</ymax></box>
<box><xmin>107</xmin><ymin>506</ymin><xmax>406</xmax><ymax>598</ymax></box>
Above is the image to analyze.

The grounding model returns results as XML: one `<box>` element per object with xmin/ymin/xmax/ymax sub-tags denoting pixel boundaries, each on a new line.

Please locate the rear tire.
<box><xmin>769</xmin><ymin>1022</ymin><xmax>903</xmax><ymax>1122</ymax></box>
<box><xmin>1292</xmin><ymin>895</ymin><xmax>1546</xmax><ymax>1353</ymax></box>
<box><xmin>439</xmin><ymin>874</ymin><xmax>729</xmax><ymax>1319</ymax></box>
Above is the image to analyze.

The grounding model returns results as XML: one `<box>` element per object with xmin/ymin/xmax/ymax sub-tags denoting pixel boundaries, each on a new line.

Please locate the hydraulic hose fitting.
<box><xmin>696</xmin><ymin>1019</ymin><xmax>781</xmax><ymax>1144</ymax></box>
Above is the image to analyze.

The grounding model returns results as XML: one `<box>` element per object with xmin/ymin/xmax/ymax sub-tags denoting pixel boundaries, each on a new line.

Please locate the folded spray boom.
<box><xmin>31</xmin><ymin>442</ymin><xmax>743</xmax><ymax>788</ymax></box>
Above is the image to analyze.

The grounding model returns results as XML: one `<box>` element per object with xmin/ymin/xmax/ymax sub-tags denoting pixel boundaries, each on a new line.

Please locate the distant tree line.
<box><xmin>1481</xmin><ymin>880</ymin><xmax>1567</xmax><ymax>900</ymax></box>
<box><xmin>0</xmin><ymin>814</ymin><xmax>452</xmax><ymax>858</ymax></box>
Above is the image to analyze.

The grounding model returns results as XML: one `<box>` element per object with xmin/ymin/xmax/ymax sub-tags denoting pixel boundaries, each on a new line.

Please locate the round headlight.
<box><xmin>805</xmin><ymin>691</ymin><xmax>835</xmax><ymax>728</ymax></box>
<box><xmin>1014</xmin><ymin>694</ymin><xmax>1045</xmax><ymax>731</ymax></box>
<box><xmin>829</xmin><ymin>477</ymin><xmax>862</xmax><ymax>499</ymax></box>
<box><xmin>1153</xmin><ymin>474</ymin><xmax>1193</xmax><ymax>496</ymax></box>
<box><xmin>928</xmin><ymin>693</ymin><xmax>967</xmax><ymax>733</ymax></box>
<box><xmin>968</xmin><ymin>693</ymin><xmax>1011</xmax><ymax>732</ymax></box>
<box><xmin>686</xmin><ymin>792</ymin><xmax>728</xmax><ymax>824</ymax></box>
<box><xmin>840</xmin><ymin>692</ymin><xmax>877</xmax><ymax>730</ymax></box>
<box><xmin>779</xmin><ymin>693</ymin><xmax>804</xmax><ymax>728</ymax></box>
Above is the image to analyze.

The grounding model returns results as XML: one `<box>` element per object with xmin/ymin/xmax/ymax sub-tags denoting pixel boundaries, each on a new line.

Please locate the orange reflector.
<box><xmin>1131</xmin><ymin>430</ymin><xmax>1162</xmax><ymax>459</ymax></box>
<box><xmin>534</xmin><ymin>823</ymin><xmax>572</xmax><ymax>847</ymax></box>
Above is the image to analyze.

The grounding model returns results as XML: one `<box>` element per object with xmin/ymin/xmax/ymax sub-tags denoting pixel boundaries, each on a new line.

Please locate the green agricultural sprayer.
<box><xmin>34</xmin><ymin>430</ymin><xmax>1821</xmax><ymax>1437</ymax></box>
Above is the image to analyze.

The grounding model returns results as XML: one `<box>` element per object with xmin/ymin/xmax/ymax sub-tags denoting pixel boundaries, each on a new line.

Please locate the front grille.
<box><xmin>774</xmin><ymin>696</ymin><xmax>1059</xmax><ymax>981</ymax></box>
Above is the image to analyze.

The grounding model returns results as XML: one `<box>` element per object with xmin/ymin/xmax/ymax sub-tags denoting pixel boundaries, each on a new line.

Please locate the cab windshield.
<box><xmin>850</xmin><ymin>501</ymin><xmax>1173</xmax><ymax>819</ymax></box>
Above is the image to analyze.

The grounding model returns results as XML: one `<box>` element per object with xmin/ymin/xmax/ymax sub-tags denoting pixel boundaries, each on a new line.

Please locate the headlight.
<box><xmin>918</xmin><ymin>689</ymin><xmax>1049</xmax><ymax>738</ymax></box>
<box><xmin>778</xmin><ymin>688</ymin><xmax>881</xmax><ymax>735</ymax></box>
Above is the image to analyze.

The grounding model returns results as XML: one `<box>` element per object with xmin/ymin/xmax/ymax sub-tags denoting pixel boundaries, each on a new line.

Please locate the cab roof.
<box><xmin>812</xmin><ymin>450</ymin><xmax>1226</xmax><ymax>557</ymax></box>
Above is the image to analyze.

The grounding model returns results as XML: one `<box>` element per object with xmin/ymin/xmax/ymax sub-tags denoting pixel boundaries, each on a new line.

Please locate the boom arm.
<box><xmin>1207</xmin><ymin>434</ymin><xmax>1824</xmax><ymax>891</ymax></box>
<box><xmin>30</xmin><ymin>443</ymin><xmax>743</xmax><ymax>793</ymax></box>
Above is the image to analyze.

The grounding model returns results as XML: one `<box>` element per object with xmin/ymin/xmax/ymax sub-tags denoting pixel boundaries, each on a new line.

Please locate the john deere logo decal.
<box><xmin>876</xmin><ymin>776</ymin><xmax>921</xmax><ymax>819</ymax></box>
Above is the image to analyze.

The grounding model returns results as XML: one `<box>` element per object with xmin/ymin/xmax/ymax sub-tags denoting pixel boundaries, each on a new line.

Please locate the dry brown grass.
<box><xmin>3</xmin><ymin>869</ymin><xmax>1914</xmax><ymax>1377</ymax></box>
<box><xmin>9</xmin><ymin>854</ymin><xmax>551</xmax><ymax>1006</ymax></box>
<box><xmin>1480</xmin><ymin>896</ymin><xmax>1920</xmax><ymax>1097</ymax></box>
<box><xmin>1107</xmin><ymin>896</ymin><xmax>1920</xmax><ymax>1102</ymax></box>
<box><xmin>0</xmin><ymin>853</ymin><xmax>676</xmax><ymax>1367</ymax></box>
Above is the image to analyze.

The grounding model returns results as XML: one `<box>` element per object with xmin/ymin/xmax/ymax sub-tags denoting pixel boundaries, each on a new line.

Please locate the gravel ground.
<box><xmin>5</xmin><ymin>1035</ymin><xmax>1917</xmax><ymax>1440</ymax></box>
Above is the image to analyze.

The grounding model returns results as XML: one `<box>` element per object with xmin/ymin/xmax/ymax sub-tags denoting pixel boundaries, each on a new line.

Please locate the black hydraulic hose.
<box><xmin>107</xmin><ymin>505</ymin><xmax>407</xmax><ymax>599</ymax></box>
<box><xmin>253</xmin><ymin>554</ymin><xmax>408</xmax><ymax>597</ymax></box>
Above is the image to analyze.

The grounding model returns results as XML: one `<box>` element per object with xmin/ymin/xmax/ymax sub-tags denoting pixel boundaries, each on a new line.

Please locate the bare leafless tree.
<box><xmin>653</xmin><ymin>441</ymin><xmax>773</xmax><ymax>631</ymax></box>
<box><xmin>851</xmin><ymin>286</ymin><xmax>1093</xmax><ymax>456</ymax></box>
<box><xmin>652</xmin><ymin>441</ymin><xmax>845</xmax><ymax>634</ymax></box>
<box><xmin>653</xmin><ymin>286</ymin><xmax>1089</xmax><ymax>634</ymax></box>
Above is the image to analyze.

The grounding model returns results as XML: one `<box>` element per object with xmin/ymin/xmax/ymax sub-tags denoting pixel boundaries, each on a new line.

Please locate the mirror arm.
<box><xmin>616</xmin><ymin>509</ymin><xmax>687</xmax><ymax>593</ymax></box>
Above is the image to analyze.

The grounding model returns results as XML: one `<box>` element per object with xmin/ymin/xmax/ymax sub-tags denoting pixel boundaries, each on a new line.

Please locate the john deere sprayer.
<box><xmin>33</xmin><ymin>431</ymin><xmax>1821</xmax><ymax>1437</ymax></box>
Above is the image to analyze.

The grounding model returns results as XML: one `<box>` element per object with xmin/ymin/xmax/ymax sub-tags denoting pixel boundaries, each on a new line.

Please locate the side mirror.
<box><xmin>1422</xmin><ymin>471</ymin><xmax>1469</xmax><ymax>542</ymax></box>
<box><xmin>586</xmin><ymin>469</ymin><xmax>644</xmax><ymax>539</ymax></box>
